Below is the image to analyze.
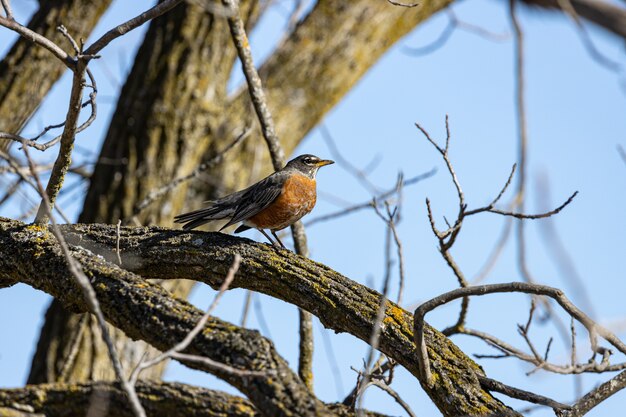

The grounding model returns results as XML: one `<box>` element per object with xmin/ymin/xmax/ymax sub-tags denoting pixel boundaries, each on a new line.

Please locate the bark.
<box><xmin>0</xmin><ymin>218</ymin><xmax>520</xmax><ymax>417</ymax></box>
<box><xmin>0</xmin><ymin>381</ymin><xmax>385</xmax><ymax>417</ymax></box>
<box><xmin>0</xmin><ymin>382</ymin><xmax>260</xmax><ymax>417</ymax></box>
<box><xmin>0</xmin><ymin>0</ymin><xmax>111</xmax><ymax>152</ymax></box>
<box><xmin>1</xmin><ymin>221</ymin><xmax>333</xmax><ymax>417</ymax></box>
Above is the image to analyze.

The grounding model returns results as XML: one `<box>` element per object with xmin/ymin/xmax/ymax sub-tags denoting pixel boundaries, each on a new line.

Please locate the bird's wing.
<box><xmin>220</xmin><ymin>171</ymin><xmax>286</xmax><ymax>230</ymax></box>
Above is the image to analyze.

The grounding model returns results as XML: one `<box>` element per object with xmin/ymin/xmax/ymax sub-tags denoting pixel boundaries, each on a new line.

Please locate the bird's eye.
<box><xmin>303</xmin><ymin>157</ymin><xmax>313</xmax><ymax>165</ymax></box>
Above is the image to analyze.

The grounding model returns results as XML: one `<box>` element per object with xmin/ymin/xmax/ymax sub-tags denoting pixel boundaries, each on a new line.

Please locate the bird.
<box><xmin>174</xmin><ymin>154</ymin><xmax>334</xmax><ymax>248</ymax></box>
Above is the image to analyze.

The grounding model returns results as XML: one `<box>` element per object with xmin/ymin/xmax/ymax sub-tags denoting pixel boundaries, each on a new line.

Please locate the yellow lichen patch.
<box><xmin>383</xmin><ymin>302</ymin><xmax>414</xmax><ymax>337</ymax></box>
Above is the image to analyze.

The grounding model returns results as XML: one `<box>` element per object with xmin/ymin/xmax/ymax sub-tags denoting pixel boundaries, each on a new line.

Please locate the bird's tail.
<box><xmin>174</xmin><ymin>203</ymin><xmax>233</xmax><ymax>230</ymax></box>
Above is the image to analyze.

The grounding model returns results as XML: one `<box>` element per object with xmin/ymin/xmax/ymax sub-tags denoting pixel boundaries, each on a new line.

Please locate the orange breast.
<box><xmin>248</xmin><ymin>174</ymin><xmax>317</xmax><ymax>231</ymax></box>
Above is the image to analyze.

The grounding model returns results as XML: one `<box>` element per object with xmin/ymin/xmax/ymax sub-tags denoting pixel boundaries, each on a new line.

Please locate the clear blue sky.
<box><xmin>1</xmin><ymin>0</ymin><xmax>625</xmax><ymax>416</ymax></box>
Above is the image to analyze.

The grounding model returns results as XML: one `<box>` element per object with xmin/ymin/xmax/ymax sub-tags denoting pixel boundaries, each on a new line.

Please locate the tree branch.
<box><xmin>0</xmin><ymin>219</ymin><xmax>520</xmax><ymax>417</ymax></box>
<box><xmin>0</xmin><ymin>219</ymin><xmax>339</xmax><ymax>417</ymax></box>
<box><xmin>0</xmin><ymin>382</ymin><xmax>260</xmax><ymax>417</ymax></box>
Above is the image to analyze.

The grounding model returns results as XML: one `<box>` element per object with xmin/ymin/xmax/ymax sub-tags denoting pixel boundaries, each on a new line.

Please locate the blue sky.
<box><xmin>1</xmin><ymin>0</ymin><xmax>625</xmax><ymax>416</ymax></box>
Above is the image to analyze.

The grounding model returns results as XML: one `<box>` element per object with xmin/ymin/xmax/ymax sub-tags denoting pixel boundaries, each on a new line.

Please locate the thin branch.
<box><xmin>467</xmin><ymin>191</ymin><xmax>578</xmax><ymax>219</ymax></box>
<box><xmin>83</xmin><ymin>0</ymin><xmax>186</xmax><ymax>56</ymax></box>
<box><xmin>0</xmin><ymin>92</ymin><xmax>97</xmax><ymax>152</ymax></box>
<box><xmin>414</xmin><ymin>282</ymin><xmax>626</xmax><ymax>386</ymax></box>
<box><xmin>555</xmin><ymin>0</ymin><xmax>621</xmax><ymax>71</ymax></box>
<box><xmin>0</xmin><ymin>15</ymin><xmax>72</xmax><ymax>67</ymax></box>
<box><xmin>356</xmin><ymin>198</ymin><xmax>404</xmax><ymax>413</ymax></box>
<box><xmin>0</xmin><ymin>0</ymin><xmax>13</xmax><ymax>20</ymax></box>
<box><xmin>369</xmin><ymin>379</ymin><xmax>417</xmax><ymax>417</ymax></box>
<box><xmin>566</xmin><ymin>369</ymin><xmax>626</xmax><ymax>416</ymax></box>
<box><xmin>462</xmin><ymin>326</ymin><xmax>626</xmax><ymax>374</ymax></box>
<box><xmin>479</xmin><ymin>375</ymin><xmax>571</xmax><ymax>410</ymax></box>
<box><xmin>319</xmin><ymin>324</ymin><xmax>345</xmax><ymax>398</ymax></box>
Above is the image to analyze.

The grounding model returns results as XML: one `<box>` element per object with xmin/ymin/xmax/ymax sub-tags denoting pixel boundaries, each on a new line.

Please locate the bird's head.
<box><xmin>285</xmin><ymin>154</ymin><xmax>334</xmax><ymax>179</ymax></box>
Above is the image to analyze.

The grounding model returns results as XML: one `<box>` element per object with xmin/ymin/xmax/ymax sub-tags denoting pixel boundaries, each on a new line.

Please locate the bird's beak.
<box><xmin>316</xmin><ymin>159</ymin><xmax>335</xmax><ymax>167</ymax></box>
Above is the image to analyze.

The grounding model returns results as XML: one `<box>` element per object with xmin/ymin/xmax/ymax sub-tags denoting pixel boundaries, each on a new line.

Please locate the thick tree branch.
<box><xmin>0</xmin><ymin>382</ymin><xmax>260</xmax><ymax>417</ymax></box>
<box><xmin>0</xmin><ymin>219</ymin><xmax>333</xmax><ymax>417</ymax></box>
<box><xmin>0</xmin><ymin>219</ymin><xmax>519</xmax><ymax>417</ymax></box>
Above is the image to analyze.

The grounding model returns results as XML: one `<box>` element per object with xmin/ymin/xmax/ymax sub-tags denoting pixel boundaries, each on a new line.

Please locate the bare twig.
<box><xmin>0</xmin><ymin>89</ymin><xmax>97</xmax><ymax>152</ymax></box>
<box><xmin>0</xmin><ymin>16</ymin><xmax>72</xmax><ymax>66</ymax></box>
<box><xmin>319</xmin><ymin>325</ymin><xmax>345</xmax><ymax>398</ymax></box>
<box><xmin>414</xmin><ymin>282</ymin><xmax>626</xmax><ymax>386</ymax></box>
<box><xmin>463</xmin><ymin>326</ymin><xmax>626</xmax><ymax>374</ymax></box>
<box><xmin>224</xmin><ymin>0</ymin><xmax>284</xmax><ymax>170</ymax></box>
<box><xmin>0</xmin><ymin>0</ymin><xmax>13</xmax><ymax>20</ymax></box>
<box><xmin>240</xmin><ymin>290</ymin><xmax>252</xmax><ymax>327</ymax></box>
<box><xmin>369</xmin><ymin>379</ymin><xmax>417</xmax><ymax>417</ymax></box>
<box><xmin>372</xmin><ymin>193</ymin><xmax>406</xmax><ymax>305</ymax></box>
<box><xmin>510</xmin><ymin>0</ymin><xmax>575</xmax><ymax>356</ymax></box>
<box><xmin>479</xmin><ymin>375</ymin><xmax>571</xmax><ymax>410</ymax></box>
<box><xmin>83</xmin><ymin>0</ymin><xmax>185</xmax><ymax>56</ymax></box>
<box><xmin>566</xmin><ymin>369</ymin><xmax>626</xmax><ymax>416</ymax></box>
<box><xmin>555</xmin><ymin>0</ymin><xmax>621</xmax><ymax>71</ymax></box>
<box><xmin>355</xmin><ymin>198</ymin><xmax>405</xmax><ymax>413</ymax></box>
<box><xmin>417</xmin><ymin>118</ymin><xmax>577</xmax><ymax>339</ymax></box>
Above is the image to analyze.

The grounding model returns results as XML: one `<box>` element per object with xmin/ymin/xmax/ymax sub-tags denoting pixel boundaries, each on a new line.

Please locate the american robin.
<box><xmin>174</xmin><ymin>154</ymin><xmax>334</xmax><ymax>247</ymax></box>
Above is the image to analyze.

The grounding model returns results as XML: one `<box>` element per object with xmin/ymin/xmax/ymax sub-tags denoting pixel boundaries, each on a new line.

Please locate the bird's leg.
<box><xmin>258</xmin><ymin>229</ymin><xmax>280</xmax><ymax>247</ymax></box>
<box><xmin>271</xmin><ymin>230</ymin><xmax>287</xmax><ymax>249</ymax></box>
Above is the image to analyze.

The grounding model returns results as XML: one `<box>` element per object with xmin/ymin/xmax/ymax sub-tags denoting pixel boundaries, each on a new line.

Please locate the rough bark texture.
<box><xmin>0</xmin><ymin>382</ymin><xmax>261</xmax><ymax>417</ymax></box>
<box><xmin>0</xmin><ymin>218</ymin><xmax>520</xmax><ymax>417</ymax></box>
<box><xmin>0</xmin><ymin>0</ymin><xmax>111</xmax><ymax>151</ymax></box>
